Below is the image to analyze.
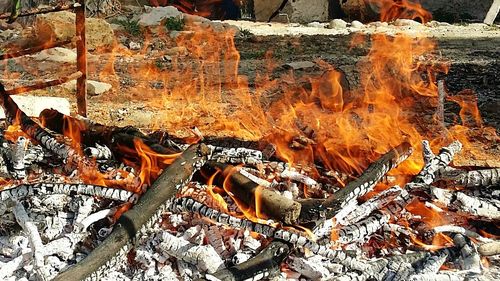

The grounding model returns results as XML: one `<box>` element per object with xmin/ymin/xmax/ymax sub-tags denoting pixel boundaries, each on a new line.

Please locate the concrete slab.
<box><xmin>0</xmin><ymin>95</ymin><xmax>71</xmax><ymax>119</ymax></box>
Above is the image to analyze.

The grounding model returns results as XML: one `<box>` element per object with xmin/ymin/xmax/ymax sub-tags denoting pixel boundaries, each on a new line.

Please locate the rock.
<box><xmin>329</xmin><ymin>19</ymin><xmax>348</xmax><ymax>29</ymax></box>
<box><xmin>128</xmin><ymin>41</ymin><xmax>141</xmax><ymax>50</ymax></box>
<box><xmin>368</xmin><ymin>21</ymin><xmax>388</xmax><ymax>27</ymax></box>
<box><xmin>32</xmin><ymin>47</ymin><xmax>77</xmax><ymax>63</ymax></box>
<box><xmin>169</xmin><ymin>30</ymin><xmax>195</xmax><ymax>40</ymax></box>
<box><xmin>254</xmin><ymin>0</ymin><xmax>328</xmax><ymax>23</ymax></box>
<box><xmin>426</xmin><ymin>20</ymin><xmax>451</xmax><ymax>27</ymax></box>
<box><xmin>63</xmin><ymin>80</ymin><xmax>112</xmax><ymax>96</ymax></box>
<box><xmin>183</xmin><ymin>14</ymin><xmax>210</xmax><ymax>24</ymax></box>
<box><xmin>283</xmin><ymin>61</ymin><xmax>316</xmax><ymax>70</ymax></box>
<box><xmin>0</xmin><ymin>96</ymin><xmax>70</xmax><ymax>119</ymax></box>
<box><xmin>393</xmin><ymin>19</ymin><xmax>423</xmax><ymax>26</ymax></box>
<box><xmin>138</xmin><ymin>6</ymin><xmax>183</xmax><ymax>27</ymax></box>
<box><xmin>307</xmin><ymin>22</ymin><xmax>324</xmax><ymax>28</ymax></box>
<box><xmin>350</xmin><ymin>20</ymin><xmax>365</xmax><ymax>28</ymax></box>
<box><xmin>35</xmin><ymin>11</ymin><xmax>114</xmax><ymax>51</ymax></box>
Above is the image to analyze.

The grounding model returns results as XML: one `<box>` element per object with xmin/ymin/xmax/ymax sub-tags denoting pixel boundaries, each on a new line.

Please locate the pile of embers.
<box><xmin>0</xmin><ymin>84</ymin><xmax>499</xmax><ymax>281</ymax></box>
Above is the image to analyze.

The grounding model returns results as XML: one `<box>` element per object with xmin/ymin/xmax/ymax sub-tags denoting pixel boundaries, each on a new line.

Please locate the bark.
<box><xmin>414</xmin><ymin>140</ymin><xmax>463</xmax><ymax>185</ymax></box>
<box><xmin>204</xmin><ymin>240</ymin><xmax>291</xmax><ymax>281</ymax></box>
<box><xmin>53</xmin><ymin>144</ymin><xmax>211</xmax><ymax>281</ymax></box>
<box><xmin>206</xmin><ymin>161</ymin><xmax>301</xmax><ymax>224</ymax></box>
<box><xmin>299</xmin><ymin>142</ymin><xmax>412</xmax><ymax>224</ymax></box>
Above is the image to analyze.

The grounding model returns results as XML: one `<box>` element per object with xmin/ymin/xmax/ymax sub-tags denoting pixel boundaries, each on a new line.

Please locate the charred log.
<box><xmin>205</xmin><ymin>161</ymin><xmax>301</xmax><ymax>224</ymax></box>
<box><xmin>53</xmin><ymin>144</ymin><xmax>211</xmax><ymax>281</ymax></box>
<box><xmin>204</xmin><ymin>240</ymin><xmax>291</xmax><ymax>281</ymax></box>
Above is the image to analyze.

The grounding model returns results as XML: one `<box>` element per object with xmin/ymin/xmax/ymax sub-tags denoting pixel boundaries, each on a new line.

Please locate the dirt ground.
<box><xmin>0</xmin><ymin>15</ymin><xmax>499</xmax><ymax>167</ymax></box>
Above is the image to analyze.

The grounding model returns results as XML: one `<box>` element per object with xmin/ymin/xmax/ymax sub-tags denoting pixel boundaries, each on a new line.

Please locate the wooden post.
<box><xmin>75</xmin><ymin>0</ymin><xmax>87</xmax><ymax>117</ymax></box>
<box><xmin>484</xmin><ymin>0</ymin><xmax>500</xmax><ymax>25</ymax></box>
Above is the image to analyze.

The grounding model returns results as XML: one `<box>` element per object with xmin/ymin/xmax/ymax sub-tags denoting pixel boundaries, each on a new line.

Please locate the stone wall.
<box><xmin>254</xmin><ymin>0</ymin><xmax>329</xmax><ymax>22</ymax></box>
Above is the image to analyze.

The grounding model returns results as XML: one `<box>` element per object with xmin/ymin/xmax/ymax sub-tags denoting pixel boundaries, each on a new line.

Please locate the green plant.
<box><xmin>165</xmin><ymin>16</ymin><xmax>185</xmax><ymax>31</ymax></box>
<box><xmin>238</xmin><ymin>28</ymin><xmax>252</xmax><ymax>39</ymax></box>
<box><xmin>114</xmin><ymin>18</ymin><xmax>141</xmax><ymax>37</ymax></box>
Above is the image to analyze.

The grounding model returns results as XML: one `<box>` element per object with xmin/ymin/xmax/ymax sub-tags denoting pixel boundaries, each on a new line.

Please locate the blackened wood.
<box><xmin>0</xmin><ymin>83</ymin><xmax>90</xmax><ymax>167</ymax></box>
<box><xmin>39</xmin><ymin>109</ymin><xmax>180</xmax><ymax>160</ymax></box>
<box><xmin>53</xmin><ymin>144</ymin><xmax>211</xmax><ymax>281</ymax></box>
<box><xmin>206</xmin><ymin>161</ymin><xmax>301</xmax><ymax>224</ymax></box>
<box><xmin>298</xmin><ymin>142</ymin><xmax>412</xmax><ymax>224</ymax></box>
<box><xmin>204</xmin><ymin>240</ymin><xmax>291</xmax><ymax>281</ymax></box>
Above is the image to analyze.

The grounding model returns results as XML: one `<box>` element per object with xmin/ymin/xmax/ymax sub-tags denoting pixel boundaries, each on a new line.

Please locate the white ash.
<box><xmin>84</xmin><ymin>143</ymin><xmax>113</xmax><ymax>160</ymax></box>
<box><xmin>288</xmin><ymin>255</ymin><xmax>331</xmax><ymax>280</ymax></box>
<box><xmin>210</xmin><ymin>146</ymin><xmax>263</xmax><ymax>166</ymax></box>
<box><xmin>11</xmin><ymin>136</ymin><xmax>28</xmax><ymax>179</ymax></box>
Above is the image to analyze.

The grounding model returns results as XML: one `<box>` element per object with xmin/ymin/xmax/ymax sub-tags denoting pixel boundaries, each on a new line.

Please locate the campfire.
<box><xmin>0</xmin><ymin>0</ymin><xmax>499</xmax><ymax>280</ymax></box>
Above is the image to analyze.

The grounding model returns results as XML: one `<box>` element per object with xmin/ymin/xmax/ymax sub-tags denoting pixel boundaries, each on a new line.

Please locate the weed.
<box><xmin>165</xmin><ymin>16</ymin><xmax>185</xmax><ymax>31</ymax></box>
<box><xmin>114</xmin><ymin>18</ymin><xmax>141</xmax><ymax>37</ymax></box>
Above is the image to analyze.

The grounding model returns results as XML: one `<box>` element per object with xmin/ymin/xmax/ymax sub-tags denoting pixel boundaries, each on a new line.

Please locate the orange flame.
<box><xmin>368</xmin><ymin>0</ymin><xmax>432</xmax><ymax>23</ymax></box>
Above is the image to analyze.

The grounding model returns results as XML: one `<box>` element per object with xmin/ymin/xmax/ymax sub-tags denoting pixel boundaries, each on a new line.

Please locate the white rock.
<box><xmin>62</xmin><ymin>80</ymin><xmax>112</xmax><ymax>96</ymax></box>
<box><xmin>0</xmin><ymin>95</ymin><xmax>70</xmax><ymax>119</ymax></box>
<box><xmin>350</xmin><ymin>20</ymin><xmax>365</xmax><ymax>28</ymax></box>
<box><xmin>329</xmin><ymin>19</ymin><xmax>347</xmax><ymax>29</ymax></box>
<box><xmin>128</xmin><ymin>41</ymin><xmax>141</xmax><ymax>50</ymax></box>
<box><xmin>393</xmin><ymin>19</ymin><xmax>423</xmax><ymax>26</ymax></box>
<box><xmin>307</xmin><ymin>22</ymin><xmax>325</xmax><ymax>28</ymax></box>
<box><xmin>138</xmin><ymin>6</ymin><xmax>183</xmax><ymax>27</ymax></box>
<box><xmin>32</xmin><ymin>47</ymin><xmax>77</xmax><ymax>63</ymax></box>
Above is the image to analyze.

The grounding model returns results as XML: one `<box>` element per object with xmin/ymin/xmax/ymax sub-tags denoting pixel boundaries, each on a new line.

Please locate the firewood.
<box><xmin>433</xmin><ymin>225</ymin><xmax>493</xmax><ymax>243</ymax></box>
<box><xmin>414</xmin><ymin>140</ymin><xmax>463</xmax><ymax>185</ymax></box>
<box><xmin>0</xmin><ymin>86</ymin><xmax>93</xmax><ymax>169</ymax></box>
<box><xmin>205</xmin><ymin>240</ymin><xmax>291</xmax><ymax>281</ymax></box>
<box><xmin>53</xmin><ymin>144</ymin><xmax>212</xmax><ymax>281</ymax></box>
<box><xmin>170</xmin><ymin>197</ymin><xmax>370</xmax><ymax>272</ymax></box>
<box><xmin>303</xmin><ymin>142</ymin><xmax>413</xmax><ymax>224</ymax></box>
<box><xmin>288</xmin><ymin>255</ymin><xmax>331</xmax><ymax>280</ymax></box>
<box><xmin>10</xmin><ymin>136</ymin><xmax>28</xmax><ymax>179</ymax></box>
<box><xmin>336</xmin><ymin>211</ymin><xmax>390</xmax><ymax>244</ymax></box>
<box><xmin>478</xmin><ymin>241</ymin><xmax>500</xmax><ymax>256</ymax></box>
<box><xmin>414</xmin><ymin>252</ymin><xmax>448</xmax><ymax>275</ymax></box>
<box><xmin>437</xmin><ymin>167</ymin><xmax>500</xmax><ymax>188</ymax></box>
<box><xmin>452</xmin><ymin>234</ymin><xmax>481</xmax><ymax>272</ymax></box>
<box><xmin>206</xmin><ymin>161</ymin><xmax>301</xmax><ymax>224</ymax></box>
<box><xmin>210</xmin><ymin>146</ymin><xmax>263</xmax><ymax>166</ymax></box>
<box><xmin>38</xmin><ymin>109</ymin><xmax>181</xmax><ymax>161</ymax></box>
<box><xmin>0</xmin><ymin>183</ymin><xmax>139</xmax><ymax>204</ymax></box>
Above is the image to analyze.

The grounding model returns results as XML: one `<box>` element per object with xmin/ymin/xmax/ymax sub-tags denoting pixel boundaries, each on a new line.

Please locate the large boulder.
<box><xmin>254</xmin><ymin>0</ymin><xmax>329</xmax><ymax>23</ymax></box>
<box><xmin>35</xmin><ymin>11</ymin><xmax>115</xmax><ymax>50</ymax></box>
<box><xmin>137</xmin><ymin>6</ymin><xmax>183</xmax><ymax>27</ymax></box>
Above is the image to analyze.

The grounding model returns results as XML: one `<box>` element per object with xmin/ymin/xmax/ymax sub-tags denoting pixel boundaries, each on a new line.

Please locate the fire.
<box><xmin>367</xmin><ymin>0</ymin><xmax>432</xmax><ymax>23</ymax></box>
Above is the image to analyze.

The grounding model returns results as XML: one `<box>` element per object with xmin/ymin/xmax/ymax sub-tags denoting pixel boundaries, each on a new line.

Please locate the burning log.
<box><xmin>433</xmin><ymin>225</ymin><xmax>493</xmax><ymax>243</ymax></box>
<box><xmin>84</xmin><ymin>143</ymin><xmax>113</xmax><ymax>160</ymax></box>
<box><xmin>437</xmin><ymin>167</ymin><xmax>500</xmax><ymax>188</ymax></box>
<box><xmin>170</xmin><ymin>197</ymin><xmax>370</xmax><ymax>272</ymax></box>
<box><xmin>53</xmin><ymin>144</ymin><xmax>212</xmax><ymax>281</ymax></box>
<box><xmin>205</xmin><ymin>240</ymin><xmax>291</xmax><ymax>281</ymax></box>
<box><xmin>303</xmin><ymin>142</ymin><xmax>413</xmax><ymax>224</ymax></box>
<box><xmin>414</xmin><ymin>140</ymin><xmax>463</xmax><ymax>185</ymax></box>
<box><xmin>0</xmin><ymin>85</ymin><xmax>94</xmax><ymax>170</ymax></box>
<box><xmin>454</xmin><ymin>192</ymin><xmax>500</xmax><ymax>220</ymax></box>
<box><xmin>39</xmin><ymin>109</ymin><xmax>181</xmax><ymax>160</ymax></box>
<box><xmin>207</xmin><ymin>161</ymin><xmax>301</xmax><ymax>224</ymax></box>
<box><xmin>288</xmin><ymin>255</ymin><xmax>331</xmax><ymax>280</ymax></box>
<box><xmin>0</xmin><ymin>183</ymin><xmax>139</xmax><ymax>204</ymax></box>
<box><xmin>452</xmin><ymin>234</ymin><xmax>482</xmax><ymax>272</ymax></box>
<box><xmin>336</xmin><ymin>211</ymin><xmax>390</xmax><ymax>244</ymax></box>
<box><xmin>338</xmin><ymin>185</ymin><xmax>403</xmax><ymax>225</ymax></box>
<box><xmin>210</xmin><ymin>146</ymin><xmax>263</xmax><ymax>166</ymax></box>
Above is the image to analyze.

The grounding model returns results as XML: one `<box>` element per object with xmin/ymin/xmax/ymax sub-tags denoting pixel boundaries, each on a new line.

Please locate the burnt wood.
<box><xmin>206</xmin><ymin>161</ymin><xmax>301</xmax><ymax>224</ymax></box>
<box><xmin>53</xmin><ymin>144</ymin><xmax>211</xmax><ymax>281</ymax></box>
<box><xmin>39</xmin><ymin>109</ymin><xmax>181</xmax><ymax>162</ymax></box>
<box><xmin>203</xmin><ymin>240</ymin><xmax>291</xmax><ymax>281</ymax></box>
